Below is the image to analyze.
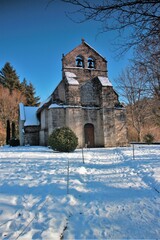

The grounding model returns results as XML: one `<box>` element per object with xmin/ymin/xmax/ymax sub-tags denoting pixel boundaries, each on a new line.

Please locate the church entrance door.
<box><xmin>84</xmin><ymin>123</ymin><xmax>94</xmax><ymax>147</ymax></box>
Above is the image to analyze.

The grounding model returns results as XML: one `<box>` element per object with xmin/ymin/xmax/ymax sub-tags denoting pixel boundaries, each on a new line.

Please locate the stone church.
<box><xmin>19</xmin><ymin>39</ymin><xmax>128</xmax><ymax>147</ymax></box>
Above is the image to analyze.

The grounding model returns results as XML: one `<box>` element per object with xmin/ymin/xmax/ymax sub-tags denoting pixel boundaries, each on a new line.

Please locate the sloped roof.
<box><xmin>64</xmin><ymin>39</ymin><xmax>107</xmax><ymax>62</ymax></box>
<box><xmin>97</xmin><ymin>76</ymin><xmax>112</xmax><ymax>86</ymax></box>
<box><xmin>19</xmin><ymin>102</ymin><xmax>25</xmax><ymax>121</ymax></box>
<box><xmin>36</xmin><ymin>95</ymin><xmax>52</xmax><ymax>114</ymax></box>
<box><xmin>24</xmin><ymin>107</ymin><xmax>39</xmax><ymax>126</ymax></box>
<box><xmin>83</xmin><ymin>40</ymin><xmax>107</xmax><ymax>62</ymax></box>
<box><xmin>48</xmin><ymin>104</ymin><xmax>100</xmax><ymax>110</ymax></box>
<box><xmin>38</xmin><ymin>95</ymin><xmax>52</xmax><ymax>108</ymax></box>
<box><xmin>65</xmin><ymin>72</ymin><xmax>79</xmax><ymax>85</ymax></box>
<box><xmin>19</xmin><ymin>103</ymin><xmax>39</xmax><ymax>126</ymax></box>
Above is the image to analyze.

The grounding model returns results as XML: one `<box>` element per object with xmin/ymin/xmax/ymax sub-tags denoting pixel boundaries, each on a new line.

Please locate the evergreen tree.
<box><xmin>0</xmin><ymin>62</ymin><xmax>21</xmax><ymax>93</ymax></box>
<box><xmin>20</xmin><ymin>78</ymin><xmax>40</xmax><ymax>106</ymax></box>
<box><xmin>21</xmin><ymin>78</ymin><xmax>28</xmax><ymax>95</ymax></box>
<box><xmin>25</xmin><ymin>82</ymin><xmax>40</xmax><ymax>106</ymax></box>
<box><xmin>0</xmin><ymin>63</ymin><xmax>40</xmax><ymax>144</ymax></box>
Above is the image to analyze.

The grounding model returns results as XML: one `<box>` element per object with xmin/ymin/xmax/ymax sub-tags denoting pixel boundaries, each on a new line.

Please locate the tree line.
<box><xmin>0</xmin><ymin>62</ymin><xmax>40</xmax><ymax>145</ymax></box>
<box><xmin>117</xmin><ymin>31</ymin><xmax>160</xmax><ymax>141</ymax></box>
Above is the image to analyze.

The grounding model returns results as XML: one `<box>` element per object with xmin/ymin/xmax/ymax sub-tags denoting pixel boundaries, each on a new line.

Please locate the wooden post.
<box><xmin>132</xmin><ymin>143</ymin><xmax>135</xmax><ymax>160</ymax></box>
<box><xmin>82</xmin><ymin>148</ymin><xmax>85</xmax><ymax>164</ymax></box>
<box><xmin>67</xmin><ymin>159</ymin><xmax>69</xmax><ymax>194</ymax></box>
<box><xmin>12</xmin><ymin>121</ymin><xmax>16</xmax><ymax>138</ymax></box>
<box><xmin>6</xmin><ymin>120</ymin><xmax>10</xmax><ymax>145</ymax></box>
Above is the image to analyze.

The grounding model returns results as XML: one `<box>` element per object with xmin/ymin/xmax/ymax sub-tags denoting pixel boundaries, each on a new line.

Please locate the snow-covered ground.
<box><xmin>0</xmin><ymin>145</ymin><xmax>160</xmax><ymax>240</ymax></box>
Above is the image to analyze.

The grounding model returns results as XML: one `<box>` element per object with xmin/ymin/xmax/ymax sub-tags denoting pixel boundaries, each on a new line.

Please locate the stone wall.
<box><xmin>52</xmin><ymin>81</ymin><xmax>66</xmax><ymax>103</ymax></box>
<box><xmin>40</xmin><ymin>105</ymin><xmax>128</xmax><ymax>148</ymax></box>
<box><xmin>101</xmin><ymin>87</ymin><xmax>118</xmax><ymax>108</ymax></box>
<box><xmin>66</xmin><ymin>107</ymin><xmax>83</xmax><ymax>147</ymax></box>
<box><xmin>66</xmin><ymin>85</ymin><xmax>80</xmax><ymax>105</ymax></box>
<box><xmin>114</xmin><ymin>108</ymin><xmax>128</xmax><ymax>146</ymax></box>
<box><xmin>48</xmin><ymin>107</ymin><xmax>66</xmax><ymax>136</ymax></box>
<box><xmin>102</xmin><ymin>107</ymin><xmax>128</xmax><ymax>147</ymax></box>
<box><xmin>47</xmin><ymin>106</ymin><xmax>104</xmax><ymax>148</ymax></box>
<box><xmin>103</xmin><ymin>108</ymin><xmax>116</xmax><ymax>147</ymax></box>
<box><xmin>24</xmin><ymin>126</ymin><xmax>40</xmax><ymax>146</ymax></box>
<box><xmin>39</xmin><ymin>109</ymin><xmax>48</xmax><ymax>146</ymax></box>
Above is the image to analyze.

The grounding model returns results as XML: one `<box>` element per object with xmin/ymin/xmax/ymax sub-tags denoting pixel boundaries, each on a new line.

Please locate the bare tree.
<box><xmin>56</xmin><ymin>0</ymin><xmax>160</xmax><ymax>52</ymax></box>
<box><xmin>133</xmin><ymin>26</ymin><xmax>160</xmax><ymax>124</ymax></box>
<box><xmin>117</xmin><ymin>66</ymin><xmax>151</xmax><ymax>141</ymax></box>
<box><xmin>134</xmin><ymin>31</ymin><xmax>160</xmax><ymax>99</ymax></box>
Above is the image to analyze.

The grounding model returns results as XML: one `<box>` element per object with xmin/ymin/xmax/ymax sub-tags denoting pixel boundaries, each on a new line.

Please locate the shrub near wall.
<box><xmin>48</xmin><ymin>127</ymin><xmax>78</xmax><ymax>152</ymax></box>
<box><xmin>143</xmin><ymin>133</ymin><xmax>154</xmax><ymax>144</ymax></box>
<box><xmin>9</xmin><ymin>138</ymin><xmax>20</xmax><ymax>146</ymax></box>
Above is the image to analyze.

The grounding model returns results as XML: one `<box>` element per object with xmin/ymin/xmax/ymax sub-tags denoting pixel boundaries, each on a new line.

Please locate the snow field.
<box><xmin>0</xmin><ymin>145</ymin><xmax>160</xmax><ymax>239</ymax></box>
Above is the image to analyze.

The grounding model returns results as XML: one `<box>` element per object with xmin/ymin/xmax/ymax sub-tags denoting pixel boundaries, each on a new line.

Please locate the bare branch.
<box><xmin>54</xmin><ymin>0</ymin><xmax>160</xmax><ymax>52</ymax></box>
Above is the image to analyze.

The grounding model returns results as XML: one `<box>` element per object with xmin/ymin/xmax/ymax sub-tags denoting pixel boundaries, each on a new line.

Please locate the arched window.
<box><xmin>88</xmin><ymin>57</ymin><xmax>95</xmax><ymax>69</ymax></box>
<box><xmin>76</xmin><ymin>55</ymin><xmax>84</xmax><ymax>68</ymax></box>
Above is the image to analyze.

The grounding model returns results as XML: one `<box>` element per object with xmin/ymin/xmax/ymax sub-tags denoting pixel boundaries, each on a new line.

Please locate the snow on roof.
<box><xmin>48</xmin><ymin>103</ymin><xmax>63</xmax><ymax>109</ymax></box>
<box><xmin>48</xmin><ymin>104</ymin><xmax>80</xmax><ymax>109</ymax></box>
<box><xmin>98</xmin><ymin>76</ymin><xmax>112</xmax><ymax>87</ymax></box>
<box><xmin>19</xmin><ymin>103</ymin><xmax>39</xmax><ymax>126</ymax></box>
<box><xmin>48</xmin><ymin>104</ymin><xmax>100</xmax><ymax>110</ymax></box>
<box><xmin>24</xmin><ymin>106</ymin><xmax>39</xmax><ymax>126</ymax></box>
<box><xmin>65</xmin><ymin>72</ymin><xmax>79</xmax><ymax>85</ymax></box>
<box><xmin>19</xmin><ymin>103</ymin><xmax>25</xmax><ymax>121</ymax></box>
<box><xmin>38</xmin><ymin>95</ymin><xmax>52</xmax><ymax>108</ymax></box>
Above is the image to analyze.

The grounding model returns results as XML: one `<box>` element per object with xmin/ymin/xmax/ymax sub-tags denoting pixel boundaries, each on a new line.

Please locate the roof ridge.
<box><xmin>63</xmin><ymin>39</ymin><xmax>107</xmax><ymax>62</ymax></box>
<box><xmin>83</xmin><ymin>40</ymin><xmax>107</xmax><ymax>62</ymax></box>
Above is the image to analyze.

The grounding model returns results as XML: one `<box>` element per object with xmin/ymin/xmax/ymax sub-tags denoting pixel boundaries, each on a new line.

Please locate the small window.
<box><xmin>76</xmin><ymin>55</ymin><xmax>84</xmax><ymax>68</ymax></box>
<box><xmin>88</xmin><ymin>57</ymin><xmax>95</xmax><ymax>69</ymax></box>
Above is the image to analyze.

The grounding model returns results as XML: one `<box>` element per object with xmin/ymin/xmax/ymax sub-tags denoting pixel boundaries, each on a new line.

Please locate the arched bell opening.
<box><xmin>76</xmin><ymin>55</ymin><xmax>84</xmax><ymax>68</ymax></box>
<box><xmin>88</xmin><ymin>57</ymin><xmax>95</xmax><ymax>69</ymax></box>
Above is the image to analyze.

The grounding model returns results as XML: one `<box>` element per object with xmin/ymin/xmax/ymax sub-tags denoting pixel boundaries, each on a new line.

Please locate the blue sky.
<box><xmin>0</xmin><ymin>0</ymin><xmax>132</xmax><ymax>102</ymax></box>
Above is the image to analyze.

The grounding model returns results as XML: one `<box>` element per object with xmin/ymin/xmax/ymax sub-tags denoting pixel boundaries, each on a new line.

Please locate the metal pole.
<box><xmin>132</xmin><ymin>143</ymin><xmax>135</xmax><ymax>160</ymax></box>
<box><xmin>67</xmin><ymin>159</ymin><xmax>69</xmax><ymax>194</ymax></box>
<box><xmin>82</xmin><ymin>148</ymin><xmax>85</xmax><ymax>164</ymax></box>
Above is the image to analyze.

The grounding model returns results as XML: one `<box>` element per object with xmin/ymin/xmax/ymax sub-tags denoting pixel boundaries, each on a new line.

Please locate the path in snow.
<box><xmin>0</xmin><ymin>145</ymin><xmax>160</xmax><ymax>239</ymax></box>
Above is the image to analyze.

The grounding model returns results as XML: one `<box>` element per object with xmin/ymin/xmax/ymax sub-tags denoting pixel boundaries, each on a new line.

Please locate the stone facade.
<box><xmin>19</xmin><ymin>39</ymin><xmax>128</xmax><ymax>147</ymax></box>
<box><xmin>37</xmin><ymin>39</ymin><xmax>128</xmax><ymax>147</ymax></box>
<box><xmin>24</xmin><ymin>126</ymin><xmax>40</xmax><ymax>146</ymax></box>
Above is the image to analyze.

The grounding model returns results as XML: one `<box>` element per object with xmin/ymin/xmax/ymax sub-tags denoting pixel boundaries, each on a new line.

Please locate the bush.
<box><xmin>143</xmin><ymin>133</ymin><xmax>154</xmax><ymax>144</ymax></box>
<box><xmin>9</xmin><ymin>138</ymin><xmax>20</xmax><ymax>146</ymax></box>
<box><xmin>48</xmin><ymin>127</ymin><xmax>78</xmax><ymax>152</ymax></box>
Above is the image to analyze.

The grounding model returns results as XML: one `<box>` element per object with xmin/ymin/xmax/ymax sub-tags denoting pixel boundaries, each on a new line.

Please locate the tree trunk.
<box><xmin>12</xmin><ymin>121</ymin><xmax>15</xmax><ymax>138</ymax></box>
<box><xmin>6</xmin><ymin>120</ymin><xmax>10</xmax><ymax>144</ymax></box>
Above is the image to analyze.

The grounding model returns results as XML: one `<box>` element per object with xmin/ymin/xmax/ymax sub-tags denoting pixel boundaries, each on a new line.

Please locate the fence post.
<box><xmin>82</xmin><ymin>148</ymin><xmax>85</xmax><ymax>164</ymax></box>
<box><xmin>132</xmin><ymin>143</ymin><xmax>135</xmax><ymax>160</ymax></box>
<box><xmin>67</xmin><ymin>159</ymin><xmax>69</xmax><ymax>194</ymax></box>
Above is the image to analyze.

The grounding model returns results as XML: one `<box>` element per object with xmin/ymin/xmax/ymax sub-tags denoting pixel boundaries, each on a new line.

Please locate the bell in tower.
<box><xmin>88</xmin><ymin>57</ymin><xmax>95</xmax><ymax>69</ymax></box>
<box><xmin>76</xmin><ymin>56</ymin><xmax>84</xmax><ymax>68</ymax></box>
